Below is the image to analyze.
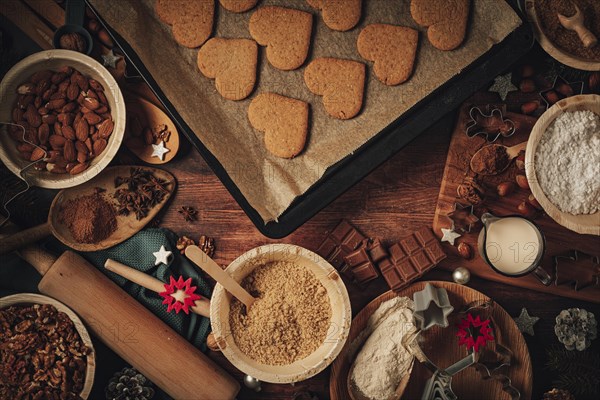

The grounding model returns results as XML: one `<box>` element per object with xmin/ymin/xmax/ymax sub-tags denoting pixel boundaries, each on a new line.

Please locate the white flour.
<box><xmin>350</xmin><ymin>297</ymin><xmax>416</xmax><ymax>400</ymax></box>
<box><xmin>535</xmin><ymin>110</ymin><xmax>600</xmax><ymax>215</ymax></box>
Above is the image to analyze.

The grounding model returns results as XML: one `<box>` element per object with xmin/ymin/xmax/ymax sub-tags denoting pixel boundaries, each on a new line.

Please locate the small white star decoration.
<box><xmin>514</xmin><ymin>307</ymin><xmax>539</xmax><ymax>336</ymax></box>
<box><xmin>153</xmin><ymin>245</ymin><xmax>173</xmax><ymax>266</ymax></box>
<box><xmin>441</xmin><ymin>226</ymin><xmax>461</xmax><ymax>246</ymax></box>
<box><xmin>101</xmin><ymin>49</ymin><xmax>122</xmax><ymax>69</ymax></box>
<box><xmin>151</xmin><ymin>141</ymin><xmax>170</xmax><ymax>161</ymax></box>
<box><xmin>488</xmin><ymin>72</ymin><xmax>517</xmax><ymax>101</ymax></box>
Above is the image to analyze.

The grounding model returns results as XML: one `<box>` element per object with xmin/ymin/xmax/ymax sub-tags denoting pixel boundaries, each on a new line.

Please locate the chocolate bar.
<box><xmin>316</xmin><ymin>220</ymin><xmax>366</xmax><ymax>272</ymax></box>
<box><xmin>344</xmin><ymin>245</ymin><xmax>379</xmax><ymax>284</ymax></box>
<box><xmin>379</xmin><ymin>227</ymin><xmax>447</xmax><ymax>291</ymax></box>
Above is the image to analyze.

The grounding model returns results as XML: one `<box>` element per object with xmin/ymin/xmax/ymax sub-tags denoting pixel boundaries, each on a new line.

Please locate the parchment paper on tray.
<box><xmin>89</xmin><ymin>0</ymin><xmax>521</xmax><ymax>223</ymax></box>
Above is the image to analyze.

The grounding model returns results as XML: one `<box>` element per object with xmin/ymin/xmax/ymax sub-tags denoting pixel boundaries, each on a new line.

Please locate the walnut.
<box><xmin>58</xmin><ymin>32</ymin><xmax>86</xmax><ymax>53</ymax></box>
<box><xmin>176</xmin><ymin>235</ymin><xmax>195</xmax><ymax>254</ymax></box>
<box><xmin>198</xmin><ymin>235</ymin><xmax>215</xmax><ymax>258</ymax></box>
<box><xmin>0</xmin><ymin>304</ymin><xmax>89</xmax><ymax>399</ymax></box>
<box><xmin>457</xmin><ymin>176</ymin><xmax>485</xmax><ymax>205</ymax></box>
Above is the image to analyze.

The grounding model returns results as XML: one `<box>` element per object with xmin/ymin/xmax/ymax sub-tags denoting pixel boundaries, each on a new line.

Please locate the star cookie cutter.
<box><xmin>540</xmin><ymin>75</ymin><xmax>584</xmax><ymax>111</ymax></box>
<box><xmin>413</xmin><ymin>283</ymin><xmax>455</xmax><ymax>330</ymax></box>
<box><xmin>447</xmin><ymin>203</ymin><xmax>479</xmax><ymax>233</ymax></box>
<box><xmin>465</xmin><ymin>106</ymin><xmax>515</xmax><ymax>142</ymax></box>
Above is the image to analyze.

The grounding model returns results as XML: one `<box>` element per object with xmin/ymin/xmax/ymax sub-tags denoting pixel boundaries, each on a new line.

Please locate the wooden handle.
<box><xmin>0</xmin><ymin>0</ymin><xmax>54</xmax><ymax>50</ymax></box>
<box><xmin>0</xmin><ymin>222</ymin><xmax>52</xmax><ymax>256</ymax></box>
<box><xmin>185</xmin><ymin>246</ymin><xmax>255</xmax><ymax>310</ymax></box>
<box><xmin>22</xmin><ymin>0</ymin><xmax>65</xmax><ymax>29</ymax></box>
<box><xmin>17</xmin><ymin>245</ymin><xmax>57</xmax><ymax>276</ymax></box>
<box><xmin>507</xmin><ymin>141</ymin><xmax>528</xmax><ymax>158</ymax></box>
<box><xmin>574</xmin><ymin>25</ymin><xmax>598</xmax><ymax>48</ymax></box>
<box><xmin>39</xmin><ymin>251</ymin><xmax>239</xmax><ymax>399</ymax></box>
<box><xmin>104</xmin><ymin>259</ymin><xmax>210</xmax><ymax>318</ymax></box>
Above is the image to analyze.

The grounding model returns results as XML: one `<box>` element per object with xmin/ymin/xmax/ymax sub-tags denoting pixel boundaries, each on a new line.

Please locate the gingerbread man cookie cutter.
<box><xmin>465</xmin><ymin>106</ymin><xmax>516</xmax><ymax>142</ymax></box>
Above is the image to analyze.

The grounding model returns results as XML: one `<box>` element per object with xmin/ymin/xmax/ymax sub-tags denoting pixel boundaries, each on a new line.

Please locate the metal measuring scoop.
<box><xmin>52</xmin><ymin>0</ymin><xmax>93</xmax><ymax>55</ymax></box>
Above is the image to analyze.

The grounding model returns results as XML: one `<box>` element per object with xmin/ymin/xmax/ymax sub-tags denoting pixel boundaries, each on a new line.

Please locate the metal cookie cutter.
<box><xmin>465</xmin><ymin>106</ymin><xmax>515</xmax><ymax>142</ymax></box>
<box><xmin>413</xmin><ymin>283</ymin><xmax>454</xmax><ymax>330</ymax></box>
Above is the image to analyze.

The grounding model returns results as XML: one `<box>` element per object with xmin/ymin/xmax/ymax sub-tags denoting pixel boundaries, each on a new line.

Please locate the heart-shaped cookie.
<box><xmin>410</xmin><ymin>0</ymin><xmax>470</xmax><ymax>51</ymax></box>
<box><xmin>156</xmin><ymin>0</ymin><xmax>214</xmax><ymax>48</ymax></box>
<box><xmin>357</xmin><ymin>24</ymin><xmax>419</xmax><ymax>86</ymax></box>
<box><xmin>197</xmin><ymin>38</ymin><xmax>258</xmax><ymax>100</ymax></box>
<box><xmin>248</xmin><ymin>93</ymin><xmax>309</xmax><ymax>158</ymax></box>
<box><xmin>219</xmin><ymin>0</ymin><xmax>257</xmax><ymax>13</ymax></box>
<box><xmin>306</xmin><ymin>0</ymin><xmax>361</xmax><ymax>32</ymax></box>
<box><xmin>304</xmin><ymin>57</ymin><xmax>365</xmax><ymax>120</ymax></box>
<box><xmin>249</xmin><ymin>6</ymin><xmax>313</xmax><ymax>71</ymax></box>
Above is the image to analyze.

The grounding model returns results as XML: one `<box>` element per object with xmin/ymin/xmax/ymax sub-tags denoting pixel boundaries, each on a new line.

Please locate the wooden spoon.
<box><xmin>347</xmin><ymin>358</ymin><xmax>413</xmax><ymax>400</ymax></box>
<box><xmin>124</xmin><ymin>94</ymin><xmax>180</xmax><ymax>164</ymax></box>
<box><xmin>470</xmin><ymin>141</ymin><xmax>527</xmax><ymax>176</ymax></box>
<box><xmin>185</xmin><ymin>245</ymin><xmax>256</xmax><ymax>310</ymax></box>
<box><xmin>557</xmin><ymin>4</ymin><xmax>598</xmax><ymax>49</ymax></box>
<box><xmin>0</xmin><ymin>166</ymin><xmax>175</xmax><ymax>255</ymax></box>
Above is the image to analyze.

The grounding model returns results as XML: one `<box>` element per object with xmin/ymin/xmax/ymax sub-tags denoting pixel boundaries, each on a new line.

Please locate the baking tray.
<box><xmin>27</xmin><ymin>1</ymin><xmax>536</xmax><ymax>238</ymax></box>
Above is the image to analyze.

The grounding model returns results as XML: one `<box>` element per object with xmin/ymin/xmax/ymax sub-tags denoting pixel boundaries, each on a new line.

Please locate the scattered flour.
<box><xmin>350</xmin><ymin>296</ymin><xmax>417</xmax><ymax>400</ymax></box>
<box><xmin>535</xmin><ymin>110</ymin><xmax>600</xmax><ymax>214</ymax></box>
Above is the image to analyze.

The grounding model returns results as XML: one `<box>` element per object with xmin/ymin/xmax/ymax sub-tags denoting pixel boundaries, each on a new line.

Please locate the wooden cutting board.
<box><xmin>330</xmin><ymin>281</ymin><xmax>532</xmax><ymax>400</ymax></box>
<box><xmin>432</xmin><ymin>93</ymin><xmax>600</xmax><ymax>303</ymax></box>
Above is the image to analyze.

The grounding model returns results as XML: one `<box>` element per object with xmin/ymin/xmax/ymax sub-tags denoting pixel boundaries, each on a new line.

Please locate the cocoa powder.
<box><xmin>536</xmin><ymin>0</ymin><xmax>600</xmax><ymax>61</ymax></box>
<box><xmin>60</xmin><ymin>191</ymin><xmax>117</xmax><ymax>243</ymax></box>
<box><xmin>471</xmin><ymin>145</ymin><xmax>510</xmax><ymax>175</ymax></box>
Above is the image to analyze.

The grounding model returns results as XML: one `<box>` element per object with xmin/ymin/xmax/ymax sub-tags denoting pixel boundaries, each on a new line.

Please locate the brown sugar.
<box><xmin>60</xmin><ymin>192</ymin><xmax>117</xmax><ymax>243</ymax></box>
<box><xmin>471</xmin><ymin>145</ymin><xmax>510</xmax><ymax>175</ymax></box>
<box><xmin>536</xmin><ymin>0</ymin><xmax>600</xmax><ymax>61</ymax></box>
<box><xmin>229</xmin><ymin>261</ymin><xmax>332</xmax><ymax>365</ymax></box>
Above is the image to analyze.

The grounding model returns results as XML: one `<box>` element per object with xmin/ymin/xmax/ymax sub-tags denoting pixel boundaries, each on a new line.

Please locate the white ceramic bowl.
<box><xmin>0</xmin><ymin>50</ymin><xmax>125</xmax><ymax>189</ymax></box>
<box><xmin>210</xmin><ymin>244</ymin><xmax>352</xmax><ymax>383</ymax></box>
<box><xmin>0</xmin><ymin>293</ymin><xmax>95</xmax><ymax>399</ymax></box>
<box><xmin>525</xmin><ymin>94</ymin><xmax>600</xmax><ymax>236</ymax></box>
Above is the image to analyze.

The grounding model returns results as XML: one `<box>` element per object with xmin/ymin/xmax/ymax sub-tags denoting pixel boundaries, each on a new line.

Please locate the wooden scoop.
<box><xmin>470</xmin><ymin>141</ymin><xmax>527</xmax><ymax>176</ymax></box>
<box><xmin>185</xmin><ymin>245</ymin><xmax>256</xmax><ymax>310</ymax></box>
<box><xmin>557</xmin><ymin>4</ymin><xmax>598</xmax><ymax>48</ymax></box>
<box><xmin>0</xmin><ymin>166</ymin><xmax>175</xmax><ymax>255</ymax></box>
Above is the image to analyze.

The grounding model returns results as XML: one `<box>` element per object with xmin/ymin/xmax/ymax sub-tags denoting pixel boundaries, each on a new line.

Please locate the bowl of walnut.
<box><xmin>0</xmin><ymin>293</ymin><xmax>95</xmax><ymax>399</ymax></box>
<box><xmin>0</xmin><ymin>49</ymin><xmax>125</xmax><ymax>189</ymax></box>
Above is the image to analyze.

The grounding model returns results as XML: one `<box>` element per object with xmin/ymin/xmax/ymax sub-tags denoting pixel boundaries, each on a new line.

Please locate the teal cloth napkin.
<box><xmin>75</xmin><ymin>228</ymin><xmax>212</xmax><ymax>351</ymax></box>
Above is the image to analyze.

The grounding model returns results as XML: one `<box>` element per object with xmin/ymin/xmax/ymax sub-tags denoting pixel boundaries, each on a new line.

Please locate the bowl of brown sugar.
<box><xmin>210</xmin><ymin>244</ymin><xmax>351</xmax><ymax>383</ymax></box>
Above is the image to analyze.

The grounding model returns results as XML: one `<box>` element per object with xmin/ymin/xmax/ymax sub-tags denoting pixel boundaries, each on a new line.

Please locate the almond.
<box><xmin>62</xmin><ymin>125</ymin><xmax>77</xmax><ymax>141</ymax></box>
<box><xmin>53</xmin><ymin>122</ymin><xmax>62</xmax><ymax>136</ymax></box>
<box><xmin>89</xmin><ymin>79</ymin><xmax>104</xmax><ymax>91</ymax></box>
<box><xmin>30</xmin><ymin>147</ymin><xmax>46</xmax><ymax>162</ymax></box>
<box><xmin>58</xmin><ymin>80</ymin><xmax>70</xmax><ymax>94</ymax></box>
<box><xmin>519</xmin><ymin>79</ymin><xmax>536</xmax><ymax>93</ymax></box>
<box><xmin>93</xmin><ymin>138</ymin><xmax>107</xmax><ymax>155</ymax></box>
<box><xmin>12</xmin><ymin>107</ymin><xmax>24</xmax><ymax>122</ymax></box>
<box><xmin>30</xmin><ymin>70</ymin><xmax>52</xmax><ymax>84</ymax></box>
<box><xmin>35</xmin><ymin>80</ymin><xmax>50</xmax><ymax>96</ymax></box>
<box><xmin>77</xmin><ymin>151</ymin><xmax>88</xmax><ymax>164</ymax></box>
<box><xmin>457</xmin><ymin>242</ymin><xmax>472</xmax><ymax>259</ymax></box>
<box><xmin>85</xmin><ymin>137</ymin><xmax>93</xmax><ymax>152</ymax></box>
<box><xmin>97</xmin><ymin>91</ymin><xmax>108</xmax><ymax>105</ymax></box>
<box><xmin>75</xmin><ymin>140</ymin><xmax>88</xmax><ymax>154</ymax></box>
<box><xmin>63</xmin><ymin>140</ymin><xmax>76</xmax><ymax>162</ymax></box>
<box><xmin>19</xmin><ymin>151</ymin><xmax>32</xmax><ymax>161</ymax></box>
<box><xmin>82</xmin><ymin>97</ymin><xmax>100</xmax><ymax>110</ymax></box>
<box><xmin>62</xmin><ymin>113</ymin><xmax>75</xmax><ymax>127</ymax></box>
<box><xmin>17</xmin><ymin>143</ymin><xmax>35</xmax><ymax>153</ymax></box>
<box><xmin>34</xmin><ymin>95</ymin><xmax>42</xmax><ymax>109</ymax></box>
<box><xmin>69</xmin><ymin>162</ymin><xmax>89</xmax><ymax>175</ymax></box>
<box><xmin>58</xmin><ymin>66</ymin><xmax>74</xmax><ymax>75</ymax></box>
<box><xmin>74</xmin><ymin>74</ymin><xmax>88</xmax><ymax>91</ymax></box>
<box><xmin>49</xmin><ymin>134</ymin><xmax>66</xmax><ymax>149</ymax></box>
<box><xmin>520</xmin><ymin>101</ymin><xmax>539</xmax><ymax>115</ymax></box>
<box><xmin>17</xmin><ymin>94</ymin><xmax>34</xmax><ymax>109</ymax></box>
<box><xmin>42</xmin><ymin>114</ymin><xmax>56</xmax><ymax>125</ymax></box>
<box><xmin>556</xmin><ymin>83</ymin><xmax>573</xmax><ymax>97</ymax></box>
<box><xmin>45</xmin><ymin>150</ymin><xmax>61</xmax><ymax>163</ymax></box>
<box><xmin>497</xmin><ymin>181</ymin><xmax>515</xmax><ymax>197</ymax></box>
<box><xmin>528</xmin><ymin>194</ymin><xmax>542</xmax><ymax>210</ymax></box>
<box><xmin>67</xmin><ymin>82</ymin><xmax>80</xmax><ymax>101</ymax></box>
<box><xmin>38</xmin><ymin>123</ymin><xmax>50</xmax><ymax>144</ymax></box>
<box><xmin>83</xmin><ymin>112</ymin><xmax>102</xmax><ymax>125</ymax></box>
<box><xmin>75</xmin><ymin>118</ymin><xmax>89</xmax><ymax>142</ymax></box>
<box><xmin>47</xmin><ymin>98</ymin><xmax>67</xmax><ymax>110</ymax></box>
<box><xmin>515</xmin><ymin>153</ymin><xmax>525</xmax><ymax>170</ymax></box>
<box><xmin>51</xmin><ymin>72</ymin><xmax>67</xmax><ymax>84</ymax></box>
<box><xmin>544</xmin><ymin>90</ymin><xmax>560</xmax><ymax>105</ymax></box>
<box><xmin>517</xmin><ymin>201</ymin><xmax>537</xmax><ymax>219</ymax></box>
<box><xmin>97</xmin><ymin>119</ymin><xmax>114</xmax><ymax>139</ymax></box>
<box><xmin>61</xmin><ymin>102</ymin><xmax>77</xmax><ymax>113</ymax></box>
<box><xmin>65</xmin><ymin>162</ymin><xmax>77</xmax><ymax>173</ymax></box>
<box><xmin>86</xmin><ymin>90</ymin><xmax>98</xmax><ymax>100</ymax></box>
<box><xmin>50</xmin><ymin>92</ymin><xmax>66</xmax><ymax>100</ymax></box>
<box><xmin>25</xmin><ymin>104</ymin><xmax>42</xmax><ymax>128</ymax></box>
<box><xmin>95</xmin><ymin>105</ymin><xmax>108</xmax><ymax>114</ymax></box>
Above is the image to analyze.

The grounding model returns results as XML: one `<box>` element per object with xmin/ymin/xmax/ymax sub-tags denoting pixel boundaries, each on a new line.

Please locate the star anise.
<box><xmin>178</xmin><ymin>206</ymin><xmax>197</xmax><ymax>222</ymax></box>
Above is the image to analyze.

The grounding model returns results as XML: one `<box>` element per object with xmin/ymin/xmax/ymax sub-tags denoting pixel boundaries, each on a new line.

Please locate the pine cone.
<box><xmin>554</xmin><ymin>308</ymin><xmax>597</xmax><ymax>351</ymax></box>
<box><xmin>543</xmin><ymin>388</ymin><xmax>575</xmax><ymax>400</ymax></box>
<box><xmin>105</xmin><ymin>367</ymin><xmax>155</xmax><ymax>400</ymax></box>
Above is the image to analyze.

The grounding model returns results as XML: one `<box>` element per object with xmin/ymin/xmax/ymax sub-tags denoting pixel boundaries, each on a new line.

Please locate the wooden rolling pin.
<box><xmin>17</xmin><ymin>246</ymin><xmax>239</xmax><ymax>400</ymax></box>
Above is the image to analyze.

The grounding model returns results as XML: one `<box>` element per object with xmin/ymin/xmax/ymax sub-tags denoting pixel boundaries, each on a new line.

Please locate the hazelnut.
<box><xmin>516</xmin><ymin>174</ymin><xmax>530</xmax><ymax>189</ymax></box>
<box><xmin>59</xmin><ymin>32</ymin><xmax>86</xmax><ymax>53</ymax></box>
<box><xmin>515</xmin><ymin>153</ymin><xmax>525</xmax><ymax>170</ymax></box>
<box><xmin>457</xmin><ymin>242</ymin><xmax>472</xmax><ymax>259</ymax></box>
<box><xmin>517</xmin><ymin>201</ymin><xmax>537</xmax><ymax>218</ymax></box>
<box><xmin>521</xmin><ymin>101</ymin><xmax>539</xmax><ymax>115</ymax></box>
<box><xmin>544</xmin><ymin>90</ymin><xmax>561</xmax><ymax>105</ymax></box>
<box><xmin>497</xmin><ymin>181</ymin><xmax>516</xmax><ymax>197</ymax></box>
<box><xmin>556</xmin><ymin>82</ymin><xmax>574</xmax><ymax>97</ymax></box>
<box><xmin>519</xmin><ymin>79</ymin><xmax>536</xmax><ymax>93</ymax></box>
<box><xmin>528</xmin><ymin>194</ymin><xmax>542</xmax><ymax>210</ymax></box>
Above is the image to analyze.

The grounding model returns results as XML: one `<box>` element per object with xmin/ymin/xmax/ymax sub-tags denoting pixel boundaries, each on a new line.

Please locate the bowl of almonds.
<box><xmin>0</xmin><ymin>49</ymin><xmax>125</xmax><ymax>189</ymax></box>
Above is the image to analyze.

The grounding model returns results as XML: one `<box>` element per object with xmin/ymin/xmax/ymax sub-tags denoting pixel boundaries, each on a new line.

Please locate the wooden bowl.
<box><xmin>525</xmin><ymin>94</ymin><xmax>600</xmax><ymax>236</ymax></box>
<box><xmin>210</xmin><ymin>244</ymin><xmax>352</xmax><ymax>384</ymax></box>
<box><xmin>525</xmin><ymin>0</ymin><xmax>600</xmax><ymax>71</ymax></box>
<box><xmin>0</xmin><ymin>50</ymin><xmax>125</xmax><ymax>189</ymax></box>
<box><xmin>0</xmin><ymin>293</ymin><xmax>95</xmax><ymax>399</ymax></box>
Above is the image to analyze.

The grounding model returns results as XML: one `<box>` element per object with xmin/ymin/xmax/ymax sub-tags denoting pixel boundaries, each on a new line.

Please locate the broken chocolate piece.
<box><xmin>367</xmin><ymin>238</ymin><xmax>388</xmax><ymax>262</ymax></box>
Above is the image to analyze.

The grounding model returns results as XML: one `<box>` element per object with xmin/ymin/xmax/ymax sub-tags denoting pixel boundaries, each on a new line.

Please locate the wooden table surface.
<box><xmin>138</xmin><ymin>110</ymin><xmax>598</xmax><ymax>400</ymax></box>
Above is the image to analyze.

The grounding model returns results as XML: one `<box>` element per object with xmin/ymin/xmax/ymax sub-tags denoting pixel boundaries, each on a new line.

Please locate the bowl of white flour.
<box><xmin>525</xmin><ymin>94</ymin><xmax>600</xmax><ymax>236</ymax></box>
